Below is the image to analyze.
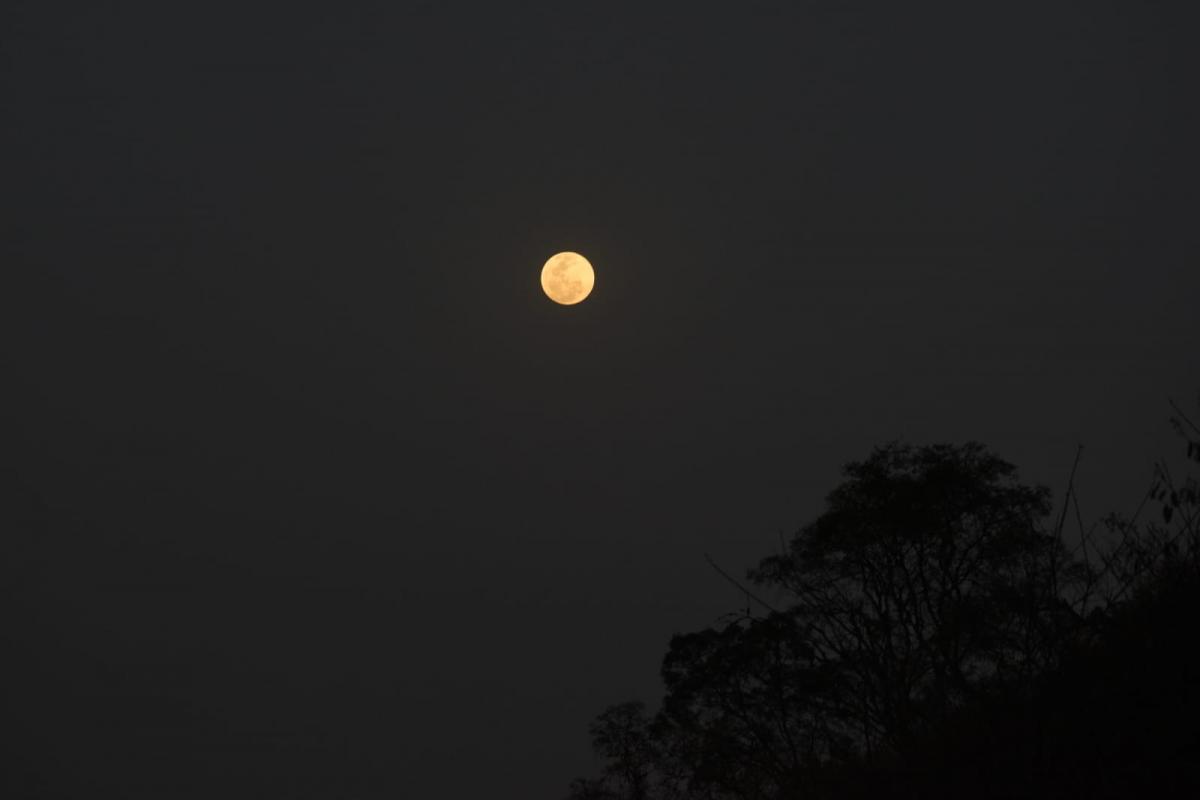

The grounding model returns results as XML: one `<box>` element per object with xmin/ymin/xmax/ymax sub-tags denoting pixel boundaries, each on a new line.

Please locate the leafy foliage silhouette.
<box><xmin>567</xmin><ymin>419</ymin><xmax>1200</xmax><ymax>799</ymax></box>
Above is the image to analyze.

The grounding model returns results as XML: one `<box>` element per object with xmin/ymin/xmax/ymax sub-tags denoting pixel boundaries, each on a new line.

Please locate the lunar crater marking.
<box><xmin>541</xmin><ymin>251</ymin><xmax>595</xmax><ymax>305</ymax></box>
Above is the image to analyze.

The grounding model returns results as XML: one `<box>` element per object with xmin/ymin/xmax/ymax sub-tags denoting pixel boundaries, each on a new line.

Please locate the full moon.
<box><xmin>541</xmin><ymin>251</ymin><xmax>595</xmax><ymax>305</ymax></box>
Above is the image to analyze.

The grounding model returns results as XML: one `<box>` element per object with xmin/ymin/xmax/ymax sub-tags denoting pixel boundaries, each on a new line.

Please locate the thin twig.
<box><xmin>1169</xmin><ymin>398</ymin><xmax>1200</xmax><ymax>436</ymax></box>
<box><xmin>704</xmin><ymin>552</ymin><xmax>780</xmax><ymax>614</ymax></box>
<box><xmin>1054</xmin><ymin>445</ymin><xmax>1084</xmax><ymax>541</ymax></box>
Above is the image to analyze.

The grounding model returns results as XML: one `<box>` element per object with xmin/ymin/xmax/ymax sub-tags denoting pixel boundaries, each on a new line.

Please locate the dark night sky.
<box><xmin>3</xmin><ymin>1</ymin><xmax>1198</xmax><ymax>797</ymax></box>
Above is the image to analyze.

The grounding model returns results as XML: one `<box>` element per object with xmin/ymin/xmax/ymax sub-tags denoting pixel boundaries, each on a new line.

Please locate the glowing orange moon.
<box><xmin>540</xmin><ymin>251</ymin><xmax>595</xmax><ymax>305</ymax></box>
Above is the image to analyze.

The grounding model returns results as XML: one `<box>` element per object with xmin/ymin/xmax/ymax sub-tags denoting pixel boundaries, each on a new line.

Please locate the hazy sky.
<box><xmin>4</xmin><ymin>1</ymin><xmax>1198</xmax><ymax>797</ymax></box>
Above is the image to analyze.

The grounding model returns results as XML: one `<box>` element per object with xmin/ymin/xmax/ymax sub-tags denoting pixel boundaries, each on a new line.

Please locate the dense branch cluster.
<box><xmin>567</xmin><ymin>402</ymin><xmax>1200</xmax><ymax>800</ymax></box>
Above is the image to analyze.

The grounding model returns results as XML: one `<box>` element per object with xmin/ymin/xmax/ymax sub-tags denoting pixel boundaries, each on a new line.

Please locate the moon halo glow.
<box><xmin>541</xmin><ymin>252</ymin><xmax>595</xmax><ymax>305</ymax></box>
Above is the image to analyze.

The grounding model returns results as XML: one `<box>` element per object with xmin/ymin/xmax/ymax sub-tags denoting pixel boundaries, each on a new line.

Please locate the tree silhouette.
<box><xmin>748</xmin><ymin>442</ymin><xmax>1088</xmax><ymax>752</ymax></box>
<box><xmin>568</xmin><ymin>423</ymin><xmax>1200</xmax><ymax>799</ymax></box>
<box><xmin>568</xmin><ymin>441</ymin><xmax>1096</xmax><ymax>799</ymax></box>
<box><xmin>586</xmin><ymin>702</ymin><xmax>658</xmax><ymax>800</ymax></box>
<box><xmin>655</xmin><ymin>612</ymin><xmax>845</xmax><ymax>800</ymax></box>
